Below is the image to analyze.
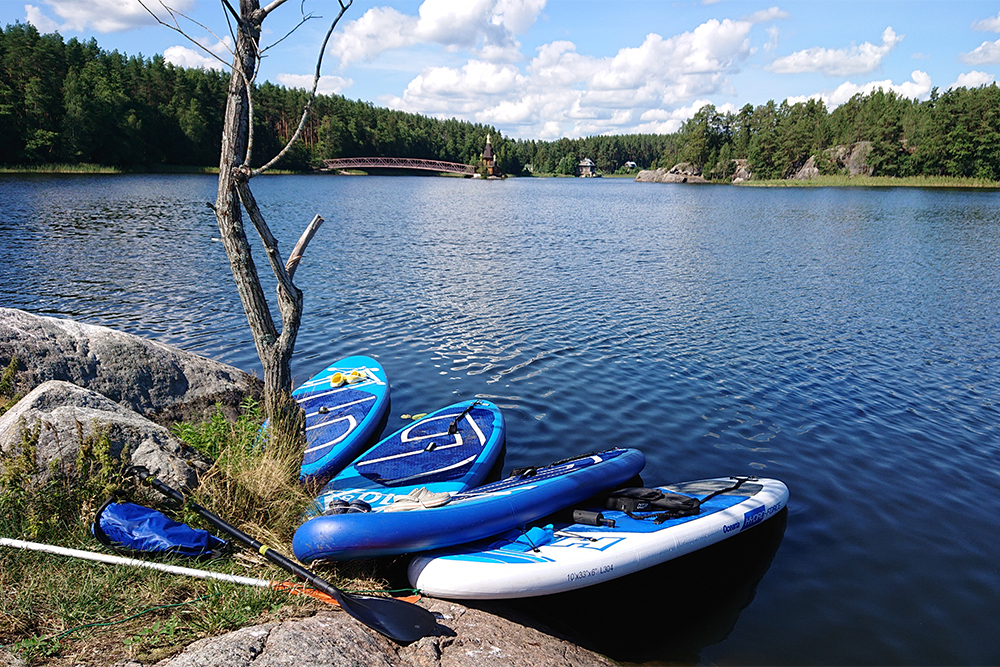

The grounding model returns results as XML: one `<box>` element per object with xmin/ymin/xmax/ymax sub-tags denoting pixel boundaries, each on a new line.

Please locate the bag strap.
<box><xmin>91</xmin><ymin>495</ymin><xmax>121</xmax><ymax>551</ymax></box>
<box><xmin>614</xmin><ymin>476</ymin><xmax>758</xmax><ymax>525</ymax></box>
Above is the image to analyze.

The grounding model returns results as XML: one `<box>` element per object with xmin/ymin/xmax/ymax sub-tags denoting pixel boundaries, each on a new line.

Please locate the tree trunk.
<box><xmin>213</xmin><ymin>0</ymin><xmax>301</xmax><ymax>424</ymax></box>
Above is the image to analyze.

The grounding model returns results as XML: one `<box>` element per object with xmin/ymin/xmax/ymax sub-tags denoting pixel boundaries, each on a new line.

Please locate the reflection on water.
<box><xmin>2</xmin><ymin>174</ymin><xmax>999</xmax><ymax>665</ymax></box>
<box><xmin>498</xmin><ymin>508</ymin><xmax>788</xmax><ymax>665</ymax></box>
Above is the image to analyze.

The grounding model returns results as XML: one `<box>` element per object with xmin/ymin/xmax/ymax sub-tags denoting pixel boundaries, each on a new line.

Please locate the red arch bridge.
<box><xmin>322</xmin><ymin>157</ymin><xmax>477</xmax><ymax>175</ymax></box>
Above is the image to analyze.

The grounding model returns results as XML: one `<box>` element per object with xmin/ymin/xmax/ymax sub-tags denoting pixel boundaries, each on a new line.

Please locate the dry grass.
<box><xmin>1</xmin><ymin>387</ymin><xmax>398</xmax><ymax>666</ymax></box>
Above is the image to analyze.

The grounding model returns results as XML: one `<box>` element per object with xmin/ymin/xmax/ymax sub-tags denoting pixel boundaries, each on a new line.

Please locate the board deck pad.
<box><xmin>407</xmin><ymin>476</ymin><xmax>789</xmax><ymax>599</ymax></box>
<box><xmin>305</xmin><ymin>399</ymin><xmax>506</xmax><ymax>517</ymax></box>
<box><xmin>293</xmin><ymin>448</ymin><xmax>646</xmax><ymax>563</ymax></box>
<box><xmin>291</xmin><ymin>356</ymin><xmax>390</xmax><ymax>483</ymax></box>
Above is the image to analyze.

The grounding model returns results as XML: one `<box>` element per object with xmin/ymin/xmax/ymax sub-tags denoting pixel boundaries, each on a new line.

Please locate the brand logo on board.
<box><xmin>741</xmin><ymin>504</ymin><xmax>766</xmax><ymax>530</ymax></box>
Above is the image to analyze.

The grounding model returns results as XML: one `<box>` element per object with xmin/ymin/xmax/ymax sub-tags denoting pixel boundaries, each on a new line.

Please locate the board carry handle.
<box><xmin>127</xmin><ymin>466</ymin><xmax>437</xmax><ymax>643</ymax></box>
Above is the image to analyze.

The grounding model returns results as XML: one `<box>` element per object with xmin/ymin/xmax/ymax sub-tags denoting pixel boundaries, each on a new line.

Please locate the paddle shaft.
<box><xmin>0</xmin><ymin>537</ymin><xmax>271</xmax><ymax>587</ymax></box>
<box><xmin>131</xmin><ymin>467</ymin><xmax>436</xmax><ymax>641</ymax></box>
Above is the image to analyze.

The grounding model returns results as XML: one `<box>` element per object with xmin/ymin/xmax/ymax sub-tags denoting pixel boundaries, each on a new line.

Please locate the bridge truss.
<box><xmin>322</xmin><ymin>157</ymin><xmax>477</xmax><ymax>175</ymax></box>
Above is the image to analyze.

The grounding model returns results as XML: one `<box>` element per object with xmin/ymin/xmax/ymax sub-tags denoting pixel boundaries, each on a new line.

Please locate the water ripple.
<box><xmin>2</xmin><ymin>175</ymin><xmax>1000</xmax><ymax>664</ymax></box>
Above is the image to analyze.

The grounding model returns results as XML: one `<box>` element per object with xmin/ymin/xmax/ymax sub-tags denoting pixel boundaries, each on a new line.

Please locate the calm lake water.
<box><xmin>1</xmin><ymin>174</ymin><xmax>998</xmax><ymax>665</ymax></box>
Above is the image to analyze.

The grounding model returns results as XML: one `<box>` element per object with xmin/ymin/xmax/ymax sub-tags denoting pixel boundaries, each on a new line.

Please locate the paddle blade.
<box><xmin>336</xmin><ymin>593</ymin><xmax>438</xmax><ymax>642</ymax></box>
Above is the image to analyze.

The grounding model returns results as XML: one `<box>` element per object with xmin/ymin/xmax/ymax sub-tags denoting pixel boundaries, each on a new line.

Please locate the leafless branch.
<box><xmin>261</xmin><ymin>11</ymin><xmax>316</xmax><ymax>55</ymax></box>
<box><xmin>285</xmin><ymin>215</ymin><xmax>325</xmax><ymax>279</ymax></box>
<box><xmin>260</xmin><ymin>0</ymin><xmax>294</xmax><ymax>20</ymax></box>
<box><xmin>251</xmin><ymin>0</ymin><xmax>352</xmax><ymax>176</ymax></box>
<box><xmin>220</xmin><ymin>0</ymin><xmax>240</xmax><ymax>23</ymax></box>
<box><xmin>233</xmin><ymin>177</ymin><xmax>298</xmax><ymax>302</ymax></box>
<box><xmin>136</xmin><ymin>0</ymin><xmax>235</xmax><ymax>67</ymax></box>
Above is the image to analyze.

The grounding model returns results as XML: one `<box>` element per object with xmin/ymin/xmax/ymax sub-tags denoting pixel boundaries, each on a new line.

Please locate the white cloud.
<box><xmin>384</xmin><ymin>16</ymin><xmax>754</xmax><ymax>139</ymax></box>
<box><xmin>276</xmin><ymin>73</ymin><xmax>354</xmax><ymax>95</ymax></box>
<box><xmin>24</xmin><ymin>0</ymin><xmax>194</xmax><ymax>33</ymax></box>
<box><xmin>328</xmin><ymin>6</ymin><xmax>416</xmax><ymax>65</ymax></box>
<box><xmin>163</xmin><ymin>37</ymin><xmax>232</xmax><ymax>71</ymax></box>
<box><xmin>164</xmin><ymin>45</ymin><xmax>223</xmax><ymax>70</ymax></box>
<box><xmin>744</xmin><ymin>7</ymin><xmax>790</xmax><ymax>24</ymax></box>
<box><xmin>972</xmin><ymin>11</ymin><xmax>1000</xmax><ymax>32</ymax></box>
<box><xmin>329</xmin><ymin>0</ymin><xmax>545</xmax><ymax>66</ymax></box>
<box><xmin>786</xmin><ymin>70</ymin><xmax>932</xmax><ymax>108</ymax></box>
<box><xmin>769</xmin><ymin>26</ymin><xmax>902</xmax><ymax>76</ymax></box>
<box><xmin>763</xmin><ymin>25</ymin><xmax>780</xmax><ymax>53</ymax></box>
<box><xmin>24</xmin><ymin>5</ymin><xmax>62</xmax><ymax>32</ymax></box>
<box><xmin>493</xmin><ymin>0</ymin><xmax>547</xmax><ymax>33</ymax></box>
<box><xmin>960</xmin><ymin>38</ymin><xmax>1000</xmax><ymax>65</ymax></box>
<box><xmin>948</xmin><ymin>70</ymin><xmax>995</xmax><ymax>89</ymax></box>
<box><xmin>636</xmin><ymin>98</ymin><xmax>714</xmax><ymax>133</ymax></box>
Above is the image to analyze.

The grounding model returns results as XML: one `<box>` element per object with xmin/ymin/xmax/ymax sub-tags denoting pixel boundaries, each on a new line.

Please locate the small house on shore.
<box><xmin>577</xmin><ymin>158</ymin><xmax>597</xmax><ymax>177</ymax></box>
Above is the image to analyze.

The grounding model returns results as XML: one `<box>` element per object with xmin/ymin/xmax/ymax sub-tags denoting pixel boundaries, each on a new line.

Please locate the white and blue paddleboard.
<box><xmin>292</xmin><ymin>356</ymin><xmax>390</xmax><ymax>483</ymax></box>
<box><xmin>304</xmin><ymin>399</ymin><xmax>506</xmax><ymax>518</ymax></box>
<box><xmin>293</xmin><ymin>448</ymin><xmax>646</xmax><ymax>563</ymax></box>
<box><xmin>408</xmin><ymin>476</ymin><xmax>788</xmax><ymax>599</ymax></box>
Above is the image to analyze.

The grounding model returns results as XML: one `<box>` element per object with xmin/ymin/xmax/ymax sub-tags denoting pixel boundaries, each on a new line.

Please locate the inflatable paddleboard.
<box><xmin>304</xmin><ymin>399</ymin><xmax>506</xmax><ymax>518</ymax></box>
<box><xmin>293</xmin><ymin>448</ymin><xmax>646</xmax><ymax>563</ymax></box>
<box><xmin>408</xmin><ymin>476</ymin><xmax>788</xmax><ymax>599</ymax></box>
<box><xmin>292</xmin><ymin>356</ymin><xmax>390</xmax><ymax>483</ymax></box>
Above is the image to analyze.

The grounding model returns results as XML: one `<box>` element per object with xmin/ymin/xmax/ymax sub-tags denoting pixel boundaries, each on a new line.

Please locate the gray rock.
<box><xmin>792</xmin><ymin>155</ymin><xmax>820</xmax><ymax>180</ymax></box>
<box><xmin>635</xmin><ymin>164</ymin><xmax>710</xmax><ymax>184</ymax></box>
<box><xmin>0</xmin><ymin>380</ymin><xmax>209</xmax><ymax>489</ymax></box>
<box><xmin>814</xmin><ymin>142</ymin><xmax>874</xmax><ymax>177</ymax></box>
<box><xmin>731</xmin><ymin>159</ymin><xmax>753</xmax><ymax>183</ymax></box>
<box><xmin>0</xmin><ymin>308</ymin><xmax>260</xmax><ymax>425</ymax></box>
<box><xmin>152</xmin><ymin>599</ymin><xmax>614</xmax><ymax>667</ymax></box>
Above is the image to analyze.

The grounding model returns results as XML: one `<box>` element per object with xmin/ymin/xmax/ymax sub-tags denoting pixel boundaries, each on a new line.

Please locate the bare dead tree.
<box><xmin>141</xmin><ymin>0</ymin><xmax>352</xmax><ymax>426</ymax></box>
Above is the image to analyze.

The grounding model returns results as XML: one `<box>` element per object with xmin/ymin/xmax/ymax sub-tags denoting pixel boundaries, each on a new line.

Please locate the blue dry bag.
<box><xmin>92</xmin><ymin>497</ymin><xmax>229</xmax><ymax>559</ymax></box>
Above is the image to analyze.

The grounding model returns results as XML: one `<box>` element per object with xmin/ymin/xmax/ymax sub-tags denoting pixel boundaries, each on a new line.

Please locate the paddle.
<box><xmin>128</xmin><ymin>466</ymin><xmax>437</xmax><ymax>643</ymax></box>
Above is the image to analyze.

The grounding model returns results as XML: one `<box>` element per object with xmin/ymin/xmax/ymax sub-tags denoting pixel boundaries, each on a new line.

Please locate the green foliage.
<box><xmin>0</xmin><ymin>420</ymin><xmax>124</xmax><ymax>542</ymax></box>
<box><xmin>0</xmin><ymin>355</ymin><xmax>20</xmax><ymax>413</ymax></box>
<box><xmin>0</xmin><ymin>399</ymin><xmax>381</xmax><ymax>665</ymax></box>
<box><xmin>3</xmin><ymin>21</ymin><xmax>1000</xmax><ymax>181</ymax></box>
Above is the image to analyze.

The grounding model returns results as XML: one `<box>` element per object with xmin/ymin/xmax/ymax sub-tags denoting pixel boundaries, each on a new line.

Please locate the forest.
<box><xmin>2</xmin><ymin>22</ymin><xmax>999</xmax><ymax>181</ymax></box>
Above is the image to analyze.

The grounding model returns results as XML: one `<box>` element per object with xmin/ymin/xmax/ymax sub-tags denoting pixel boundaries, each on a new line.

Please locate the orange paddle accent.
<box><xmin>270</xmin><ymin>581</ymin><xmax>420</xmax><ymax>607</ymax></box>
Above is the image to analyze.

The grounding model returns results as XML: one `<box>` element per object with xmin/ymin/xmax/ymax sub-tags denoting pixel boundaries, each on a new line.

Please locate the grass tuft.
<box><xmin>1</xmin><ymin>392</ymin><xmax>394</xmax><ymax>666</ymax></box>
<box><xmin>0</xmin><ymin>356</ymin><xmax>21</xmax><ymax>416</ymax></box>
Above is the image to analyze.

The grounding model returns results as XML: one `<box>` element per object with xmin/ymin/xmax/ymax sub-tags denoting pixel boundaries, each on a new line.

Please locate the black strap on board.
<box><xmin>606</xmin><ymin>476</ymin><xmax>757</xmax><ymax>524</ymax></box>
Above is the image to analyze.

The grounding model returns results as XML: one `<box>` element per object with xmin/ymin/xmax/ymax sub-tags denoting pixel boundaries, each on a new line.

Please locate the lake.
<box><xmin>1</xmin><ymin>173</ymin><xmax>998</xmax><ymax>665</ymax></box>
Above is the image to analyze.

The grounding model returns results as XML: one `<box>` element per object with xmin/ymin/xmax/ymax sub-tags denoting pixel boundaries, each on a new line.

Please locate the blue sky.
<box><xmin>4</xmin><ymin>0</ymin><xmax>1000</xmax><ymax>139</ymax></box>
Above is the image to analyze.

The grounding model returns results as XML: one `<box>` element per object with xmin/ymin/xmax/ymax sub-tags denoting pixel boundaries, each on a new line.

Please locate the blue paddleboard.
<box><xmin>293</xmin><ymin>448</ymin><xmax>646</xmax><ymax>563</ymax></box>
<box><xmin>408</xmin><ymin>476</ymin><xmax>789</xmax><ymax>599</ymax></box>
<box><xmin>304</xmin><ymin>399</ymin><xmax>506</xmax><ymax>518</ymax></box>
<box><xmin>292</xmin><ymin>356</ymin><xmax>390</xmax><ymax>483</ymax></box>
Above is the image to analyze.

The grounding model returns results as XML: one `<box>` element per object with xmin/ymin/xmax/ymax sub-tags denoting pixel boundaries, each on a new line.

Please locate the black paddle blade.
<box><xmin>335</xmin><ymin>592</ymin><xmax>438</xmax><ymax>643</ymax></box>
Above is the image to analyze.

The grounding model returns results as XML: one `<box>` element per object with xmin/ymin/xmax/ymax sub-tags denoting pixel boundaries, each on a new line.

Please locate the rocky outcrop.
<box><xmin>0</xmin><ymin>380</ymin><xmax>210</xmax><ymax>489</ymax></box>
<box><xmin>791</xmin><ymin>142</ymin><xmax>874</xmax><ymax>180</ymax></box>
<box><xmin>730</xmin><ymin>159</ymin><xmax>752</xmax><ymax>183</ymax></box>
<box><xmin>145</xmin><ymin>599</ymin><xmax>614</xmax><ymax>667</ymax></box>
<box><xmin>634</xmin><ymin>141</ymin><xmax>877</xmax><ymax>185</ymax></box>
<box><xmin>635</xmin><ymin>162</ymin><xmax>710</xmax><ymax>184</ymax></box>
<box><xmin>792</xmin><ymin>155</ymin><xmax>820</xmax><ymax>180</ymax></box>
<box><xmin>830</xmin><ymin>141</ymin><xmax>874</xmax><ymax>176</ymax></box>
<box><xmin>0</xmin><ymin>308</ymin><xmax>260</xmax><ymax>425</ymax></box>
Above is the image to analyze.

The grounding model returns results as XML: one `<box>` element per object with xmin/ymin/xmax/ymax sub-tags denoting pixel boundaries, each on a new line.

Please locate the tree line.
<box><xmin>3</xmin><ymin>22</ymin><xmax>999</xmax><ymax>180</ymax></box>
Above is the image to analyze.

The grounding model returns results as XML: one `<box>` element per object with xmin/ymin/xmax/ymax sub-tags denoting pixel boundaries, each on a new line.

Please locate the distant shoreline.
<box><xmin>3</xmin><ymin>165</ymin><xmax>999</xmax><ymax>189</ymax></box>
<box><xmin>736</xmin><ymin>174</ymin><xmax>1000</xmax><ymax>189</ymax></box>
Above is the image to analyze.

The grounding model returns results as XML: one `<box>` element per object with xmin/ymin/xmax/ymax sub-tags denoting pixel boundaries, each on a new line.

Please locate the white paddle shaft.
<box><xmin>0</xmin><ymin>537</ymin><xmax>271</xmax><ymax>588</ymax></box>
